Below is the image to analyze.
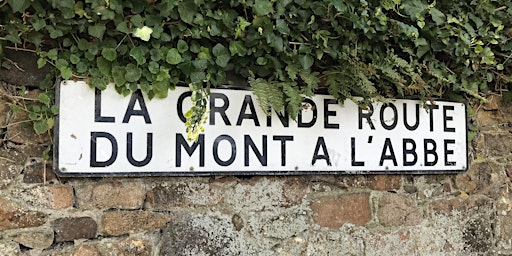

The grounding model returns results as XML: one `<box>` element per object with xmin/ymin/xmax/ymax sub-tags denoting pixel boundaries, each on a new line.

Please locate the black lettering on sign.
<box><xmin>380</xmin><ymin>103</ymin><xmax>398</xmax><ymax>130</ymax></box>
<box><xmin>175</xmin><ymin>134</ymin><xmax>205</xmax><ymax>167</ymax></box>
<box><xmin>444</xmin><ymin>139</ymin><xmax>456</xmax><ymax>166</ymax></box>
<box><xmin>404</xmin><ymin>103</ymin><xmax>420</xmax><ymax>131</ymax></box>
<box><xmin>126</xmin><ymin>133</ymin><xmax>153</xmax><ymax>167</ymax></box>
<box><xmin>209</xmin><ymin>93</ymin><xmax>231</xmax><ymax>125</ymax></box>
<box><xmin>427</xmin><ymin>104</ymin><xmax>439</xmax><ymax>132</ymax></box>
<box><xmin>94</xmin><ymin>89</ymin><xmax>115</xmax><ymax>123</ymax></box>
<box><xmin>298</xmin><ymin>99</ymin><xmax>317</xmax><ymax>128</ymax></box>
<box><xmin>123</xmin><ymin>90</ymin><xmax>151</xmax><ymax>124</ymax></box>
<box><xmin>379</xmin><ymin>138</ymin><xmax>397</xmax><ymax>166</ymax></box>
<box><xmin>424</xmin><ymin>139</ymin><xmax>438</xmax><ymax>166</ymax></box>
<box><xmin>177</xmin><ymin>91</ymin><xmax>192</xmax><ymax>123</ymax></box>
<box><xmin>244</xmin><ymin>135</ymin><xmax>267</xmax><ymax>166</ymax></box>
<box><xmin>443</xmin><ymin>105</ymin><xmax>455</xmax><ymax>132</ymax></box>
<box><xmin>324</xmin><ymin>99</ymin><xmax>339</xmax><ymax>129</ymax></box>
<box><xmin>237</xmin><ymin>95</ymin><xmax>260</xmax><ymax>126</ymax></box>
<box><xmin>266</xmin><ymin>109</ymin><xmax>289</xmax><ymax>127</ymax></box>
<box><xmin>311</xmin><ymin>137</ymin><xmax>331</xmax><ymax>166</ymax></box>
<box><xmin>358</xmin><ymin>105</ymin><xmax>375</xmax><ymax>130</ymax></box>
<box><xmin>273</xmin><ymin>135</ymin><xmax>293</xmax><ymax>166</ymax></box>
<box><xmin>90</xmin><ymin>132</ymin><xmax>118</xmax><ymax>167</ymax></box>
<box><xmin>351</xmin><ymin>137</ymin><xmax>364</xmax><ymax>166</ymax></box>
<box><xmin>403</xmin><ymin>138</ymin><xmax>417</xmax><ymax>166</ymax></box>
<box><xmin>213</xmin><ymin>135</ymin><xmax>236</xmax><ymax>166</ymax></box>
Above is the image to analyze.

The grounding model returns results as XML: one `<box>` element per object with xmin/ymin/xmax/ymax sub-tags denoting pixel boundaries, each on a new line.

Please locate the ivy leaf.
<box><xmin>299</xmin><ymin>55</ymin><xmax>314</xmax><ymax>70</ymax></box>
<box><xmin>253</xmin><ymin>0</ymin><xmax>273</xmax><ymax>16</ymax></box>
<box><xmin>38</xmin><ymin>93</ymin><xmax>51</xmax><ymax>106</ymax></box>
<box><xmin>229</xmin><ymin>41</ymin><xmax>247</xmax><ymax>56</ymax></box>
<box><xmin>130</xmin><ymin>47</ymin><xmax>146</xmax><ymax>65</ymax></box>
<box><xmin>32</xmin><ymin>18</ymin><xmax>46</xmax><ymax>31</ymax></box>
<box><xmin>60</xmin><ymin>67</ymin><xmax>73</xmax><ymax>79</ymax></box>
<box><xmin>37</xmin><ymin>58</ymin><xmax>46</xmax><ymax>69</ymax></box>
<box><xmin>178</xmin><ymin>1</ymin><xmax>197</xmax><ymax>24</ymax></box>
<box><xmin>177</xmin><ymin>39</ymin><xmax>189</xmax><ymax>53</ymax></box>
<box><xmin>212</xmin><ymin>43</ymin><xmax>230</xmax><ymax>68</ymax></box>
<box><xmin>33</xmin><ymin>121</ymin><xmax>49</xmax><ymax>135</ymax></box>
<box><xmin>97</xmin><ymin>57</ymin><xmax>112</xmax><ymax>76</ymax></box>
<box><xmin>331</xmin><ymin>0</ymin><xmax>347</xmax><ymax>13</ymax></box>
<box><xmin>78</xmin><ymin>39</ymin><xmax>89</xmax><ymax>51</ymax></box>
<box><xmin>125</xmin><ymin>64</ymin><xmax>142</xmax><ymax>82</ymax></box>
<box><xmin>69</xmin><ymin>54</ymin><xmax>80</xmax><ymax>64</ymax></box>
<box><xmin>9</xmin><ymin>0</ymin><xmax>30</xmax><ymax>13</ymax></box>
<box><xmin>166</xmin><ymin>48</ymin><xmax>182</xmax><ymax>65</ymax></box>
<box><xmin>102</xmin><ymin>48</ymin><xmax>117</xmax><ymax>61</ymax></box>
<box><xmin>429</xmin><ymin>8</ymin><xmax>445</xmax><ymax>26</ymax></box>
<box><xmin>112</xmin><ymin>66</ymin><xmax>127</xmax><ymax>86</ymax></box>
<box><xmin>88</xmin><ymin>24</ymin><xmax>106</xmax><ymax>39</ymax></box>
<box><xmin>133</xmin><ymin>26</ymin><xmax>153</xmax><ymax>41</ymax></box>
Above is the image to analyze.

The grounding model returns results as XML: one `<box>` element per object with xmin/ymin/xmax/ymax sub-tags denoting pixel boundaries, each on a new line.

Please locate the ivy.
<box><xmin>0</xmin><ymin>0</ymin><xmax>511</xmax><ymax>140</ymax></box>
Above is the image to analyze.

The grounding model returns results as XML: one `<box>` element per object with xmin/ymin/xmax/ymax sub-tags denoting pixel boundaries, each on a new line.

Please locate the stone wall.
<box><xmin>1</xmin><ymin>61</ymin><xmax>512</xmax><ymax>255</ymax></box>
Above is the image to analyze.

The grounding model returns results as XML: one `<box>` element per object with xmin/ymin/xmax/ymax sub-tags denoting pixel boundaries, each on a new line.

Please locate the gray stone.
<box><xmin>0</xmin><ymin>240</ymin><xmax>20</xmax><ymax>256</ymax></box>
<box><xmin>13</xmin><ymin>229</ymin><xmax>54</xmax><ymax>249</ymax></box>
<box><xmin>157</xmin><ymin>213</ymin><xmax>257</xmax><ymax>255</ymax></box>
<box><xmin>0</xmin><ymin>49</ymin><xmax>51</xmax><ymax>87</ymax></box>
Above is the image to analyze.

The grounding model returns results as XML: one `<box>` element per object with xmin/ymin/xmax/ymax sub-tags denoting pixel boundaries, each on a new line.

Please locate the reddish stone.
<box><xmin>97</xmin><ymin>239</ymin><xmax>152</xmax><ymax>256</ymax></box>
<box><xmin>53</xmin><ymin>217</ymin><xmax>97</xmax><ymax>242</ymax></box>
<box><xmin>48</xmin><ymin>185</ymin><xmax>74</xmax><ymax>209</ymax></box>
<box><xmin>0</xmin><ymin>197</ymin><xmax>47</xmax><ymax>231</ymax></box>
<box><xmin>378</xmin><ymin>193</ymin><xmax>422</xmax><ymax>226</ymax></box>
<box><xmin>100</xmin><ymin>211</ymin><xmax>171</xmax><ymax>236</ymax></box>
<box><xmin>429</xmin><ymin>195</ymin><xmax>493</xmax><ymax>215</ymax></box>
<box><xmin>71</xmin><ymin>244</ymin><xmax>100</xmax><ymax>256</ymax></box>
<box><xmin>368</xmin><ymin>175</ymin><xmax>402</xmax><ymax>191</ymax></box>
<box><xmin>75</xmin><ymin>181</ymin><xmax>145</xmax><ymax>210</ymax></box>
<box><xmin>282</xmin><ymin>177</ymin><xmax>308</xmax><ymax>206</ymax></box>
<box><xmin>455</xmin><ymin>161</ymin><xmax>499</xmax><ymax>194</ymax></box>
<box><xmin>310</xmin><ymin>193</ymin><xmax>371</xmax><ymax>228</ymax></box>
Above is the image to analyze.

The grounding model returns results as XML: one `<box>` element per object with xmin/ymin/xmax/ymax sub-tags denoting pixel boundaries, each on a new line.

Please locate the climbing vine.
<box><xmin>0</xmin><ymin>0</ymin><xmax>511</xmax><ymax>139</ymax></box>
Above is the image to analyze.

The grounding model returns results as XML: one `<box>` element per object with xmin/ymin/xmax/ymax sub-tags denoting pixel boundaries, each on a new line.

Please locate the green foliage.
<box><xmin>1</xmin><ymin>0</ymin><xmax>511</xmax><ymax>140</ymax></box>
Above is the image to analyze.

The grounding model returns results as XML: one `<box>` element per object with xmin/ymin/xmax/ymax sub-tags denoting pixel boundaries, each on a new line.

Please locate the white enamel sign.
<box><xmin>55</xmin><ymin>80</ymin><xmax>467</xmax><ymax>176</ymax></box>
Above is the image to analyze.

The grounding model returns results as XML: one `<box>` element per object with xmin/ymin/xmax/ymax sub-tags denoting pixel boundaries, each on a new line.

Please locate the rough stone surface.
<box><xmin>71</xmin><ymin>244</ymin><xmax>100</xmax><ymax>256</ymax></box>
<box><xmin>13</xmin><ymin>229</ymin><xmax>54</xmax><ymax>249</ymax></box>
<box><xmin>0</xmin><ymin>240</ymin><xmax>20</xmax><ymax>256</ymax></box>
<box><xmin>455</xmin><ymin>161</ymin><xmax>502</xmax><ymax>195</ymax></box>
<box><xmin>100</xmin><ymin>211</ymin><xmax>171</xmax><ymax>236</ymax></box>
<box><xmin>5</xmin><ymin>110</ymin><xmax>49</xmax><ymax>145</ymax></box>
<box><xmin>53</xmin><ymin>217</ymin><xmax>97</xmax><ymax>242</ymax></box>
<box><xmin>96</xmin><ymin>238</ymin><xmax>152</xmax><ymax>256</ymax></box>
<box><xmin>158</xmin><ymin>213</ymin><xmax>257</xmax><ymax>255</ymax></box>
<box><xmin>378</xmin><ymin>193</ymin><xmax>423</xmax><ymax>226</ymax></box>
<box><xmin>0</xmin><ymin>49</ymin><xmax>51</xmax><ymax>86</ymax></box>
<box><xmin>0</xmin><ymin>197</ymin><xmax>47</xmax><ymax>231</ymax></box>
<box><xmin>499</xmin><ymin>214</ymin><xmax>512</xmax><ymax>251</ymax></box>
<box><xmin>368</xmin><ymin>175</ymin><xmax>402</xmax><ymax>191</ymax></box>
<box><xmin>147</xmin><ymin>181</ymin><xmax>223</xmax><ymax>209</ymax></box>
<box><xmin>75</xmin><ymin>181</ymin><xmax>145</xmax><ymax>210</ymax></box>
<box><xmin>310</xmin><ymin>193</ymin><xmax>371</xmax><ymax>228</ymax></box>
<box><xmin>0</xmin><ymin>161</ymin><xmax>22</xmax><ymax>189</ymax></box>
<box><xmin>48</xmin><ymin>185</ymin><xmax>74</xmax><ymax>209</ymax></box>
<box><xmin>366</xmin><ymin>230</ymin><xmax>416</xmax><ymax>255</ymax></box>
<box><xmin>22</xmin><ymin>158</ymin><xmax>56</xmax><ymax>184</ymax></box>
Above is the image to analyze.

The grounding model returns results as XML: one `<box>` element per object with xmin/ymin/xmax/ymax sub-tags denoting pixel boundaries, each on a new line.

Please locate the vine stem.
<box><xmin>4</xmin><ymin>46</ymin><xmax>38</xmax><ymax>53</ymax></box>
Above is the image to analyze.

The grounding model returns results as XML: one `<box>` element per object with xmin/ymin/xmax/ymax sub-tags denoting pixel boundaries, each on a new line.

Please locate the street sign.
<box><xmin>54</xmin><ymin>80</ymin><xmax>468</xmax><ymax>176</ymax></box>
